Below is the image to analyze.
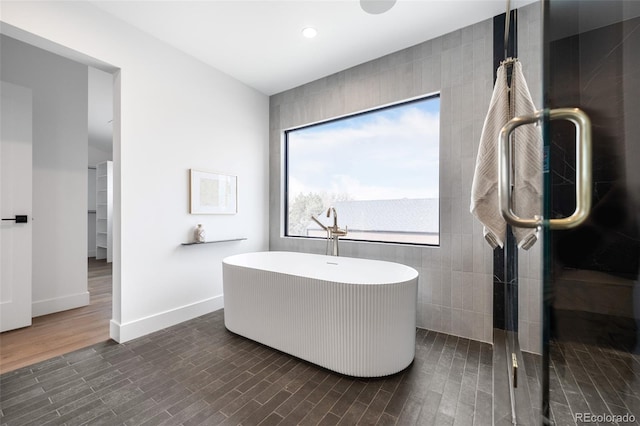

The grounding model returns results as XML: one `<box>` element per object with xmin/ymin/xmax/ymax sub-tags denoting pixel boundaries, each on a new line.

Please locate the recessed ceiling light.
<box><xmin>302</xmin><ymin>27</ymin><xmax>317</xmax><ymax>39</ymax></box>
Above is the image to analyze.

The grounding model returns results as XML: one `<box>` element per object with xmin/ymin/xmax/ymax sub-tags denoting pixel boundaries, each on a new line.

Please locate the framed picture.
<box><xmin>189</xmin><ymin>169</ymin><xmax>237</xmax><ymax>214</ymax></box>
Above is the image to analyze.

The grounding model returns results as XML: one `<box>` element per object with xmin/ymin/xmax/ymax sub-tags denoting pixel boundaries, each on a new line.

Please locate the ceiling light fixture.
<box><xmin>302</xmin><ymin>27</ymin><xmax>317</xmax><ymax>38</ymax></box>
<box><xmin>360</xmin><ymin>0</ymin><xmax>397</xmax><ymax>15</ymax></box>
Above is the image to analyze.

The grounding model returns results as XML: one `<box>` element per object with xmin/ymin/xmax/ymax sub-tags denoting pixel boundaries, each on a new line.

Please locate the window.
<box><xmin>285</xmin><ymin>94</ymin><xmax>440</xmax><ymax>245</ymax></box>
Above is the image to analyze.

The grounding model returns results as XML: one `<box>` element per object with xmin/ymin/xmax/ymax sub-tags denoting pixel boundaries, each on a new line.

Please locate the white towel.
<box><xmin>470</xmin><ymin>61</ymin><xmax>542</xmax><ymax>250</ymax></box>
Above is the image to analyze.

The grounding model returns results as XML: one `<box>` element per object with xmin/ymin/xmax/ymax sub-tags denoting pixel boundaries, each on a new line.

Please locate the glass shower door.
<box><xmin>541</xmin><ymin>1</ymin><xmax>640</xmax><ymax>424</ymax></box>
<box><xmin>499</xmin><ymin>1</ymin><xmax>639</xmax><ymax>423</ymax></box>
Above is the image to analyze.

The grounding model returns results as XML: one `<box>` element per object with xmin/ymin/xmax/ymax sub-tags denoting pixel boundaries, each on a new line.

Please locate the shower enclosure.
<box><xmin>501</xmin><ymin>1</ymin><xmax>640</xmax><ymax>424</ymax></box>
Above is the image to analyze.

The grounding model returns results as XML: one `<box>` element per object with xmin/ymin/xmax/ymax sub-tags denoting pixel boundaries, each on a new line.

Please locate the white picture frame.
<box><xmin>189</xmin><ymin>169</ymin><xmax>237</xmax><ymax>214</ymax></box>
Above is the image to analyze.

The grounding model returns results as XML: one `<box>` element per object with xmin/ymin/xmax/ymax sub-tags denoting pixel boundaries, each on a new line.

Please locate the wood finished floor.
<box><xmin>0</xmin><ymin>258</ymin><xmax>112</xmax><ymax>374</ymax></box>
<box><xmin>0</xmin><ymin>310</ymin><xmax>494</xmax><ymax>426</ymax></box>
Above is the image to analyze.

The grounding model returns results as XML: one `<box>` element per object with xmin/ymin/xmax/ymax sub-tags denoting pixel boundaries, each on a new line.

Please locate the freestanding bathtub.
<box><xmin>222</xmin><ymin>251</ymin><xmax>419</xmax><ymax>377</ymax></box>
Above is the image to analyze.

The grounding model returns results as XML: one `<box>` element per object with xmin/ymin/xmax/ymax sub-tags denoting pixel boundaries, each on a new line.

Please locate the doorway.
<box><xmin>0</xmin><ymin>35</ymin><xmax>119</xmax><ymax>374</ymax></box>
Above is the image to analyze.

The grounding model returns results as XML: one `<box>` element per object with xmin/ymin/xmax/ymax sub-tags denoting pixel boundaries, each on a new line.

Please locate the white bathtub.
<box><xmin>222</xmin><ymin>251</ymin><xmax>418</xmax><ymax>377</ymax></box>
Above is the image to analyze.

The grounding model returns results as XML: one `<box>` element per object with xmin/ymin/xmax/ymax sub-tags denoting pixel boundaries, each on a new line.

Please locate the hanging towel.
<box><xmin>470</xmin><ymin>61</ymin><xmax>542</xmax><ymax>250</ymax></box>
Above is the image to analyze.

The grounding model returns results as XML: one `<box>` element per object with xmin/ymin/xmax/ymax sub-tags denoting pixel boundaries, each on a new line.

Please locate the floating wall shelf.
<box><xmin>181</xmin><ymin>238</ymin><xmax>247</xmax><ymax>246</ymax></box>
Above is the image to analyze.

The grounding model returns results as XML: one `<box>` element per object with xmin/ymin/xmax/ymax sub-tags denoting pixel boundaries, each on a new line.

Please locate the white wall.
<box><xmin>89</xmin><ymin>145</ymin><xmax>113</xmax><ymax>167</ymax></box>
<box><xmin>88</xmin><ymin>66</ymin><xmax>114</xmax><ymax>258</ymax></box>
<box><xmin>1</xmin><ymin>35</ymin><xmax>90</xmax><ymax>317</ymax></box>
<box><xmin>1</xmin><ymin>1</ymin><xmax>269</xmax><ymax>342</ymax></box>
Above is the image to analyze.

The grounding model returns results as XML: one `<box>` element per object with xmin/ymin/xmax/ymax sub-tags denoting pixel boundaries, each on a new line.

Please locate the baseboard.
<box><xmin>32</xmin><ymin>291</ymin><xmax>90</xmax><ymax>317</ymax></box>
<box><xmin>109</xmin><ymin>295</ymin><xmax>224</xmax><ymax>343</ymax></box>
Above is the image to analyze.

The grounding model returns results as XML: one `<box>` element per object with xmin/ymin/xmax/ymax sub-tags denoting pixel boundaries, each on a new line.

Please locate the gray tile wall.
<box><xmin>269</xmin><ymin>7</ymin><xmax>542</xmax><ymax>348</ymax></box>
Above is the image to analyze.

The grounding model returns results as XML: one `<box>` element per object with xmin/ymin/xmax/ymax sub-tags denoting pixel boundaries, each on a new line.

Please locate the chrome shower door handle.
<box><xmin>498</xmin><ymin>107</ymin><xmax>592</xmax><ymax>230</ymax></box>
<box><xmin>498</xmin><ymin>110</ymin><xmax>544</xmax><ymax>229</ymax></box>
<box><xmin>547</xmin><ymin>108</ymin><xmax>592</xmax><ymax>230</ymax></box>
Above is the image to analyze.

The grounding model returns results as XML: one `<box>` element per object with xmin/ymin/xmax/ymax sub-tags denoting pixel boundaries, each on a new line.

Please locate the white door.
<box><xmin>1</xmin><ymin>81</ymin><xmax>33</xmax><ymax>332</ymax></box>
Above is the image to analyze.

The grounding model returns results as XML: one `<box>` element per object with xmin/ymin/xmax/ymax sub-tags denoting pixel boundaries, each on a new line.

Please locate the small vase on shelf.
<box><xmin>195</xmin><ymin>224</ymin><xmax>206</xmax><ymax>243</ymax></box>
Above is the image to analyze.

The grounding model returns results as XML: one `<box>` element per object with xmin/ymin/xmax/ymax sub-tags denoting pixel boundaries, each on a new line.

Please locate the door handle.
<box><xmin>498</xmin><ymin>107</ymin><xmax>592</xmax><ymax>230</ymax></box>
<box><xmin>2</xmin><ymin>215</ymin><xmax>28</xmax><ymax>223</ymax></box>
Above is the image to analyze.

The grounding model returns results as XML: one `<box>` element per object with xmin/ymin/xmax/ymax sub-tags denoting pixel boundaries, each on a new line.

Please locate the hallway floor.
<box><xmin>0</xmin><ymin>258</ymin><xmax>112</xmax><ymax>374</ymax></box>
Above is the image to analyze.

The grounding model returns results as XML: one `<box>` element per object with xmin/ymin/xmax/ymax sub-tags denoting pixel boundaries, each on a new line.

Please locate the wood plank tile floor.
<box><xmin>529</xmin><ymin>341</ymin><xmax>640</xmax><ymax>425</ymax></box>
<box><xmin>0</xmin><ymin>310</ymin><xmax>494</xmax><ymax>425</ymax></box>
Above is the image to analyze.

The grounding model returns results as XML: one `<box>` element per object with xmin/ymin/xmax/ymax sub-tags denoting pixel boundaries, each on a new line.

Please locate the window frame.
<box><xmin>283</xmin><ymin>93</ymin><xmax>441</xmax><ymax>247</ymax></box>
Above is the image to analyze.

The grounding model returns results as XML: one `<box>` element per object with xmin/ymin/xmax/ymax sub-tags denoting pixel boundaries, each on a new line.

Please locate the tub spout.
<box><xmin>311</xmin><ymin>215</ymin><xmax>328</xmax><ymax>231</ymax></box>
<box><xmin>324</xmin><ymin>207</ymin><xmax>347</xmax><ymax>256</ymax></box>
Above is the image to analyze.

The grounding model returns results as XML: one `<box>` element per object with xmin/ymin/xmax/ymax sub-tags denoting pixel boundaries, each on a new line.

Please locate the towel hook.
<box><xmin>504</xmin><ymin>0</ymin><xmax>511</xmax><ymax>59</ymax></box>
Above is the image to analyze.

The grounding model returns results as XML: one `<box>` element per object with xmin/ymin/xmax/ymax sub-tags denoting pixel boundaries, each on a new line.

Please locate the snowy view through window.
<box><xmin>285</xmin><ymin>95</ymin><xmax>440</xmax><ymax>245</ymax></box>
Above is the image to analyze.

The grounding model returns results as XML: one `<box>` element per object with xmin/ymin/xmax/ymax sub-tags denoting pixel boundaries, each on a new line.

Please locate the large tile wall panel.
<box><xmin>269</xmin><ymin>8</ymin><xmax>542</xmax><ymax>346</ymax></box>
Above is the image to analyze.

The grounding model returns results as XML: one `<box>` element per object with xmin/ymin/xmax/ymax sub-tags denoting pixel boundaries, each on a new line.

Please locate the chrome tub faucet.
<box><xmin>312</xmin><ymin>207</ymin><xmax>347</xmax><ymax>256</ymax></box>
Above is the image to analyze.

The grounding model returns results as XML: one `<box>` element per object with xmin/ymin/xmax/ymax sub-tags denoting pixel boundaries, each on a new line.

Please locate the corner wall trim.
<box><xmin>109</xmin><ymin>295</ymin><xmax>224</xmax><ymax>343</ymax></box>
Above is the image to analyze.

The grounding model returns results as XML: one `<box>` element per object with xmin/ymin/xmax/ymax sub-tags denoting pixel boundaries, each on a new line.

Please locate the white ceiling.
<box><xmin>91</xmin><ymin>0</ymin><xmax>538</xmax><ymax>96</ymax></box>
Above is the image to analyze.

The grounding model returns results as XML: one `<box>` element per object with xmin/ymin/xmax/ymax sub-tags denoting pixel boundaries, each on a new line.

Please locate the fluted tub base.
<box><xmin>222</xmin><ymin>251</ymin><xmax>419</xmax><ymax>377</ymax></box>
